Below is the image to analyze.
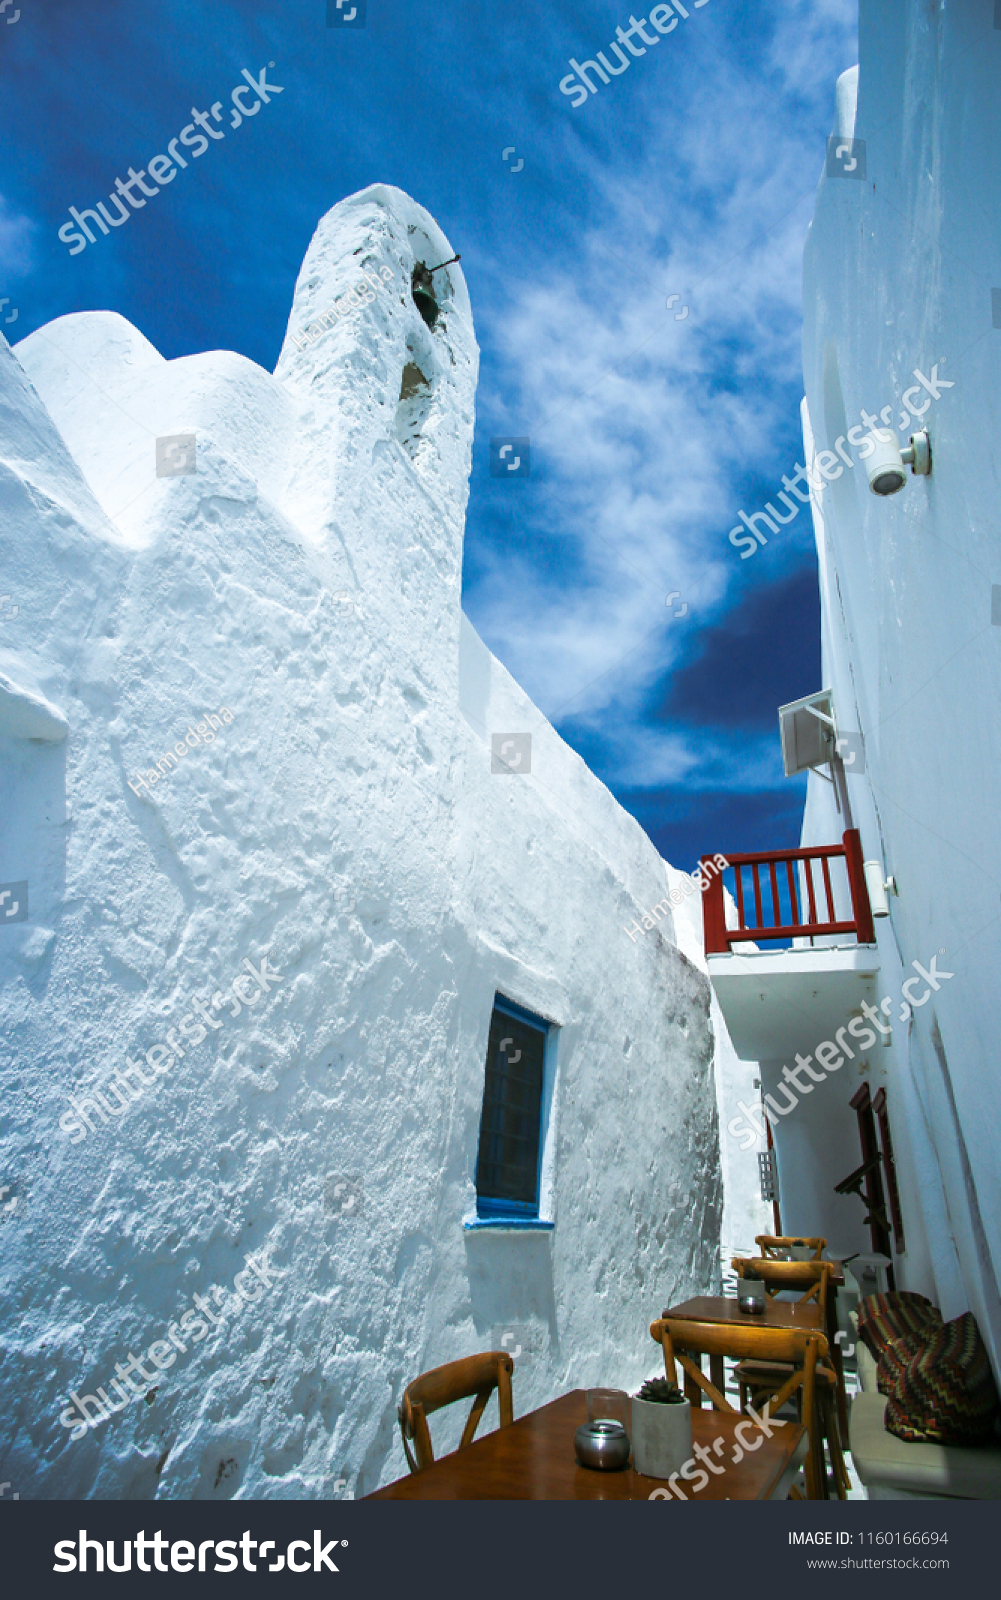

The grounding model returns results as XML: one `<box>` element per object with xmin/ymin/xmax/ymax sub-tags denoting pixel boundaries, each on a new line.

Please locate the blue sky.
<box><xmin>0</xmin><ymin>0</ymin><xmax>858</xmax><ymax>873</ymax></box>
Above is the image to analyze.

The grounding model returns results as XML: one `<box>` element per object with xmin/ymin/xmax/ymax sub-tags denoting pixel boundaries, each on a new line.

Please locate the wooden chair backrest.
<box><xmin>732</xmin><ymin>1258</ymin><xmax>832</xmax><ymax>1312</ymax></box>
<box><xmin>650</xmin><ymin>1317</ymin><xmax>826</xmax><ymax>1496</ymax></box>
<box><xmin>650</xmin><ymin>1316</ymin><xmax>827</xmax><ymax>1414</ymax></box>
<box><xmin>755</xmin><ymin>1235</ymin><xmax>826</xmax><ymax>1260</ymax></box>
<box><xmin>399</xmin><ymin>1352</ymin><xmax>514</xmax><ymax>1473</ymax></box>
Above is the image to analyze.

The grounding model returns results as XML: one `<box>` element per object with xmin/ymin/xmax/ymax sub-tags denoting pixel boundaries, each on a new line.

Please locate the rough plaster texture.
<box><xmin>793</xmin><ymin>1</ymin><xmax>1001</xmax><ymax>1372</ymax></box>
<box><xmin>0</xmin><ymin>183</ymin><xmax>722</xmax><ymax>1498</ymax></box>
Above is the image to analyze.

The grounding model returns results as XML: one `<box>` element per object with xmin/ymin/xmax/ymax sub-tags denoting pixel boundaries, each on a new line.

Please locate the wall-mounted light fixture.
<box><xmin>866</xmin><ymin>428</ymin><xmax>931</xmax><ymax>496</ymax></box>
<box><xmin>863</xmin><ymin>860</ymin><xmax>898</xmax><ymax>916</ymax></box>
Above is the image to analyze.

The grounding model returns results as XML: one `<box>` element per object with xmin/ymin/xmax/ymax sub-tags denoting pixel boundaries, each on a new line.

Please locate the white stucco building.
<box><xmin>0</xmin><ymin>184</ymin><xmax>730</xmax><ymax>1498</ymax></box>
<box><xmin>708</xmin><ymin>0</ymin><xmax>1001</xmax><ymax>1384</ymax></box>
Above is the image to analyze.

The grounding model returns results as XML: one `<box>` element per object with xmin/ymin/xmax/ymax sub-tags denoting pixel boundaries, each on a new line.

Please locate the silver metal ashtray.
<box><xmin>574</xmin><ymin>1419</ymin><xmax>631</xmax><ymax>1471</ymax></box>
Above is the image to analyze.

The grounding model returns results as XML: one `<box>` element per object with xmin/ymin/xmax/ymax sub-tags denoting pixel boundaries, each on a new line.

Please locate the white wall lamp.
<box><xmin>863</xmin><ymin>860</ymin><xmax>898</xmax><ymax>916</ymax></box>
<box><xmin>866</xmin><ymin>428</ymin><xmax>931</xmax><ymax>496</ymax></box>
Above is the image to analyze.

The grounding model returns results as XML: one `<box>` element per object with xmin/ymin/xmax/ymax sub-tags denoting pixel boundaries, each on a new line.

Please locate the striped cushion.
<box><xmin>858</xmin><ymin>1290</ymin><xmax>938</xmax><ymax>1330</ymax></box>
<box><xmin>876</xmin><ymin>1331</ymin><xmax>924</xmax><ymax>1396</ymax></box>
<box><xmin>858</xmin><ymin>1292</ymin><xmax>941</xmax><ymax>1360</ymax></box>
<box><xmin>884</xmin><ymin>1313</ymin><xmax>1000</xmax><ymax>1446</ymax></box>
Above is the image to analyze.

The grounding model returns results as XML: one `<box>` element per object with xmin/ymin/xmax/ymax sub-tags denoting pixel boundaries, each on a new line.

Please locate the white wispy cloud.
<box><xmin>465</xmin><ymin>0</ymin><xmax>858</xmax><ymax>796</ymax></box>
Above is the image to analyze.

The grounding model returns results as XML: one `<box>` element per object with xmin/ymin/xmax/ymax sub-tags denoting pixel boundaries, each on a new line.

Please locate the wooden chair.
<box><xmin>755</xmin><ymin>1235</ymin><xmax>826</xmax><ymax>1260</ymax></box>
<box><xmin>650</xmin><ymin>1316</ymin><xmax>842</xmax><ymax>1500</ymax></box>
<box><xmin>398</xmin><ymin>1352</ymin><xmax>514</xmax><ymax>1474</ymax></box>
<box><xmin>731</xmin><ymin>1257</ymin><xmax>849</xmax><ymax>1490</ymax></box>
<box><xmin>733</xmin><ymin>1257</ymin><xmax>832</xmax><ymax>1305</ymax></box>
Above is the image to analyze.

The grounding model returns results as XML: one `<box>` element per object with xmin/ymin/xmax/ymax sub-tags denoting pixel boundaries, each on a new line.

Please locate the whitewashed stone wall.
<box><xmin>0</xmin><ymin>183</ymin><xmax>722</xmax><ymax>1498</ymax></box>
<box><xmin>797</xmin><ymin>2</ymin><xmax>1001</xmax><ymax>1372</ymax></box>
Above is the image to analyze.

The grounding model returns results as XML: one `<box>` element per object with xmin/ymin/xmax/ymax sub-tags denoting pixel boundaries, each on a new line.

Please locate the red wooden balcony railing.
<box><xmin>700</xmin><ymin>829</ymin><xmax>875</xmax><ymax>955</ymax></box>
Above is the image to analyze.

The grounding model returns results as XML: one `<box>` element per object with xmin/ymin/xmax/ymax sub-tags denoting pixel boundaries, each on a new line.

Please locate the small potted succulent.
<box><xmin>737</xmin><ymin>1264</ymin><xmax>767</xmax><ymax>1314</ymax></box>
<box><xmin>788</xmin><ymin>1239</ymin><xmax>814</xmax><ymax>1262</ymax></box>
<box><xmin>631</xmin><ymin>1377</ymin><xmax>692</xmax><ymax>1478</ymax></box>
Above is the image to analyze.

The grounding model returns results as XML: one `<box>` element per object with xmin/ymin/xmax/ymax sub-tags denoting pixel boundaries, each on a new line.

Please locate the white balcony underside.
<box><xmin>708</xmin><ymin>943</ymin><xmax>880</xmax><ymax>1062</ymax></box>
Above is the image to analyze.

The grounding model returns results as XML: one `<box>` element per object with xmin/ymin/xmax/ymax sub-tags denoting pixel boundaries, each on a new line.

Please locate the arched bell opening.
<box><xmin>395</xmin><ymin>357</ymin><xmax>432</xmax><ymax>459</ymax></box>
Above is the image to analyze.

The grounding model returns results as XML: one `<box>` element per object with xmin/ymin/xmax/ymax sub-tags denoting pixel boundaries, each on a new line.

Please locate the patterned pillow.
<box><xmin>858</xmin><ymin>1292</ymin><xmax>941</xmax><ymax>1360</ymax></box>
<box><xmin>857</xmin><ymin>1290</ymin><xmax>938</xmax><ymax>1332</ymax></box>
<box><xmin>876</xmin><ymin>1330</ymin><xmax>924</xmax><ymax>1396</ymax></box>
<box><xmin>884</xmin><ymin>1312</ymin><xmax>1001</xmax><ymax>1446</ymax></box>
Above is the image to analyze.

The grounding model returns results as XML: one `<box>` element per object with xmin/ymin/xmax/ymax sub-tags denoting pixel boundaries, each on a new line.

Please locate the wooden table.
<box><xmin>367</xmin><ymin>1389</ymin><xmax>806</xmax><ymax>1501</ymax></box>
<box><xmin>666</xmin><ymin>1295</ymin><xmax>823</xmax><ymax>1334</ymax></box>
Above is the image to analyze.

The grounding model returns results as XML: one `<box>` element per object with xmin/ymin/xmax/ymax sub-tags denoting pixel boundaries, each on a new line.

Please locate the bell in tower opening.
<box><xmin>411</xmin><ymin>255</ymin><xmax>460</xmax><ymax>329</ymax></box>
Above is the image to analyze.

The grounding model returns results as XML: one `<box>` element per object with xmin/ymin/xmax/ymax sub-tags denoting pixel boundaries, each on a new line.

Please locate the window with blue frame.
<box><xmin>475</xmin><ymin>997</ymin><xmax>547</xmax><ymax>1218</ymax></box>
